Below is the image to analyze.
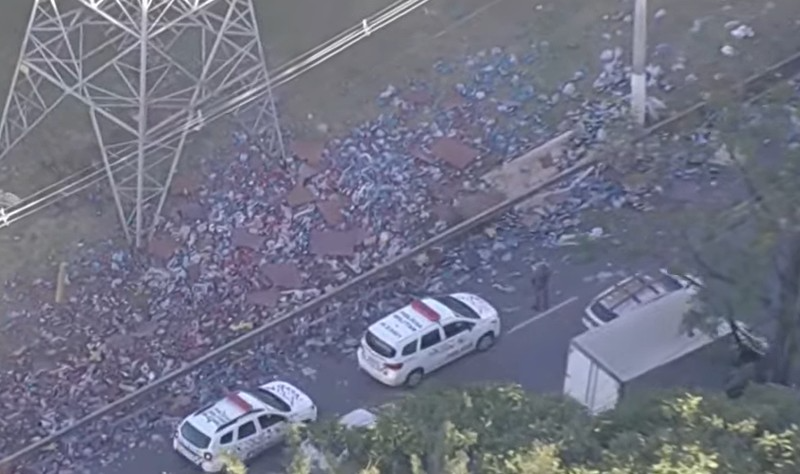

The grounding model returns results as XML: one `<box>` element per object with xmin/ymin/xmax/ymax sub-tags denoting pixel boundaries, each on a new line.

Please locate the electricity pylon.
<box><xmin>0</xmin><ymin>0</ymin><xmax>286</xmax><ymax>247</ymax></box>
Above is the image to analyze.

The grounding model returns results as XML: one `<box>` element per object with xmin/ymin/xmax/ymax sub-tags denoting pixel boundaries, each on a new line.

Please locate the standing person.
<box><xmin>531</xmin><ymin>260</ymin><xmax>552</xmax><ymax>311</ymax></box>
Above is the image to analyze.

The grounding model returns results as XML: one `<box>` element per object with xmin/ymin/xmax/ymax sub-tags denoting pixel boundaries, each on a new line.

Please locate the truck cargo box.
<box><xmin>563</xmin><ymin>290</ymin><xmax>736</xmax><ymax>413</ymax></box>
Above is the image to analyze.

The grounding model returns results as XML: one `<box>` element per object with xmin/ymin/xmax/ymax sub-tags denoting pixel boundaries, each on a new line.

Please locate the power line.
<box><xmin>0</xmin><ymin>0</ymin><xmax>430</xmax><ymax>230</ymax></box>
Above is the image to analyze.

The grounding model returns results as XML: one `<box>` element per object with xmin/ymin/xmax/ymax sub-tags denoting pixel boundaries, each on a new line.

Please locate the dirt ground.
<box><xmin>0</xmin><ymin>0</ymin><xmax>796</xmax><ymax>303</ymax></box>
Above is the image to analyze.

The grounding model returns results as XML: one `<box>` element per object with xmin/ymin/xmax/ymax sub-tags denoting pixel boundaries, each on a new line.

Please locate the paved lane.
<box><xmin>106</xmin><ymin>251</ymin><xmax>623</xmax><ymax>474</ymax></box>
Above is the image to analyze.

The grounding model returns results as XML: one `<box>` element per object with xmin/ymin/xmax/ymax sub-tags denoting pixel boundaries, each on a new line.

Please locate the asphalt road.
<box><xmin>104</xmin><ymin>249</ymin><xmax>627</xmax><ymax>474</ymax></box>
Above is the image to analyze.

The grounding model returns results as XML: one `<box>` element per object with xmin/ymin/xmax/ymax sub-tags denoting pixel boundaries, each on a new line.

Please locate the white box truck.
<box><xmin>563</xmin><ymin>289</ymin><xmax>763</xmax><ymax>414</ymax></box>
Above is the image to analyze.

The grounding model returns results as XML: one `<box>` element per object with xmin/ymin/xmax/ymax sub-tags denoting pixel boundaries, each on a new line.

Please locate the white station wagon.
<box><xmin>173</xmin><ymin>381</ymin><xmax>317</xmax><ymax>472</ymax></box>
<box><xmin>583</xmin><ymin>269</ymin><xmax>701</xmax><ymax>329</ymax></box>
<box><xmin>357</xmin><ymin>293</ymin><xmax>500</xmax><ymax>387</ymax></box>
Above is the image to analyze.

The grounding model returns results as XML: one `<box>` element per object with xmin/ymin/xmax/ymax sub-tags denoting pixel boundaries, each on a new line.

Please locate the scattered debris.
<box><xmin>730</xmin><ymin>24</ymin><xmax>755</xmax><ymax>39</ymax></box>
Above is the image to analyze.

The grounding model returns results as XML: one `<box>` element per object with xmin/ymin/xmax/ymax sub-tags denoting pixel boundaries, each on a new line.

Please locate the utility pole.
<box><xmin>631</xmin><ymin>0</ymin><xmax>648</xmax><ymax>126</ymax></box>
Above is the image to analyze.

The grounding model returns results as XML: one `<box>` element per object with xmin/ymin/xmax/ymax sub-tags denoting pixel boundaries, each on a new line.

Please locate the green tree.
<box><xmin>291</xmin><ymin>384</ymin><xmax>800</xmax><ymax>474</ymax></box>
<box><xmin>296</xmin><ymin>384</ymin><xmax>596</xmax><ymax>474</ymax></box>
<box><xmin>580</xmin><ymin>92</ymin><xmax>800</xmax><ymax>386</ymax></box>
<box><xmin>218</xmin><ymin>452</ymin><xmax>248</xmax><ymax>474</ymax></box>
<box><xmin>594</xmin><ymin>385</ymin><xmax>800</xmax><ymax>473</ymax></box>
<box><xmin>680</xmin><ymin>101</ymin><xmax>800</xmax><ymax>386</ymax></box>
<box><xmin>286</xmin><ymin>423</ymin><xmax>312</xmax><ymax>474</ymax></box>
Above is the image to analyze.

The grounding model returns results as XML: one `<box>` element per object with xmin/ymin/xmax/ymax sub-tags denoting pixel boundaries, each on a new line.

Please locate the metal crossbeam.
<box><xmin>0</xmin><ymin>0</ymin><xmax>286</xmax><ymax>247</ymax></box>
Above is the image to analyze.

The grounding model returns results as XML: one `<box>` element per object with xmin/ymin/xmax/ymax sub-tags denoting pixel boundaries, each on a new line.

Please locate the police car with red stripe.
<box><xmin>173</xmin><ymin>381</ymin><xmax>317</xmax><ymax>472</ymax></box>
<box><xmin>357</xmin><ymin>293</ymin><xmax>500</xmax><ymax>387</ymax></box>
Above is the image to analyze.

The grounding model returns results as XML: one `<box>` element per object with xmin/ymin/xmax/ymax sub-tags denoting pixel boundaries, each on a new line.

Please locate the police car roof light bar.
<box><xmin>411</xmin><ymin>300</ymin><xmax>440</xmax><ymax>322</ymax></box>
<box><xmin>225</xmin><ymin>392</ymin><xmax>253</xmax><ymax>413</ymax></box>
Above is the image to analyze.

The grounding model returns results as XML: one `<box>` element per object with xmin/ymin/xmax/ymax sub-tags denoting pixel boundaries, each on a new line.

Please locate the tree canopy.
<box><xmin>575</xmin><ymin>91</ymin><xmax>800</xmax><ymax>386</ymax></box>
<box><xmin>290</xmin><ymin>384</ymin><xmax>800</xmax><ymax>474</ymax></box>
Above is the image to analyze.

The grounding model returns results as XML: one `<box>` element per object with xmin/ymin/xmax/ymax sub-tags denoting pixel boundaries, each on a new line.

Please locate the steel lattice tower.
<box><xmin>0</xmin><ymin>0</ymin><xmax>286</xmax><ymax>247</ymax></box>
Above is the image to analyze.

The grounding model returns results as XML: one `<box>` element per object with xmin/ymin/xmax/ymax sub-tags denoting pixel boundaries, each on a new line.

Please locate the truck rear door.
<box><xmin>563</xmin><ymin>343</ymin><xmax>621</xmax><ymax>414</ymax></box>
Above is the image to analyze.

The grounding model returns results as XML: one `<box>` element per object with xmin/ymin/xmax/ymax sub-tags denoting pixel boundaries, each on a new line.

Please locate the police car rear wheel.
<box><xmin>405</xmin><ymin>369</ymin><xmax>424</xmax><ymax>388</ymax></box>
<box><xmin>476</xmin><ymin>333</ymin><xmax>495</xmax><ymax>352</ymax></box>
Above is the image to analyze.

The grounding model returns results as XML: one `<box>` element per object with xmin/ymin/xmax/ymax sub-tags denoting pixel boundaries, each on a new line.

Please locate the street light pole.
<box><xmin>631</xmin><ymin>0</ymin><xmax>648</xmax><ymax>126</ymax></box>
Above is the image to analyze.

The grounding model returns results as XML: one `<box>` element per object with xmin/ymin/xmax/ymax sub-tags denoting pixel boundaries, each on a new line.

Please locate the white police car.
<box><xmin>357</xmin><ymin>293</ymin><xmax>500</xmax><ymax>387</ymax></box>
<box><xmin>173</xmin><ymin>381</ymin><xmax>318</xmax><ymax>472</ymax></box>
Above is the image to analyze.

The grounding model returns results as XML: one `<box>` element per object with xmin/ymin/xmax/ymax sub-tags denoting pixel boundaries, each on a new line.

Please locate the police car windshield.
<box><xmin>180</xmin><ymin>421</ymin><xmax>211</xmax><ymax>449</ymax></box>
<box><xmin>251</xmin><ymin>388</ymin><xmax>291</xmax><ymax>412</ymax></box>
<box><xmin>435</xmin><ymin>296</ymin><xmax>480</xmax><ymax>319</ymax></box>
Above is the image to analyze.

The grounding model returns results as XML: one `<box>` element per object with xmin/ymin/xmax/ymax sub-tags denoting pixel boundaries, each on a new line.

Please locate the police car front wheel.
<box><xmin>405</xmin><ymin>369</ymin><xmax>424</xmax><ymax>388</ymax></box>
<box><xmin>476</xmin><ymin>333</ymin><xmax>495</xmax><ymax>352</ymax></box>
